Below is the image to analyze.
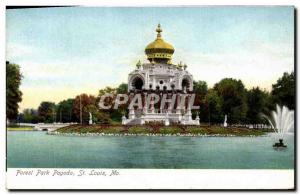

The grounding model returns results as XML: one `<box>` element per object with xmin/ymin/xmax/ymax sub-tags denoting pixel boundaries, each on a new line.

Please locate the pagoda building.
<box><xmin>122</xmin><ymin>24</ymin><xmax>200</xmax><ymax>125</ymax></box>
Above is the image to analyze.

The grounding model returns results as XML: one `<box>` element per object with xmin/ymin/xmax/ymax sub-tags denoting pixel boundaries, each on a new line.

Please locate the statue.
<box><xmin>122</xmin><ymin>115</ymin><xmax>127</xmax><ymax>125</ymax></box>
<box><xmin>195</xmin><ymin>112</ymin><xmax>200</xmax><ymax>126</ymax></box>
<box><xmin>223</xmin><ymin>114</ymin><xmax>227</xmax><ymax>127</ymax></box>
<box><xmin>89</xmin><ymin>112</ymin><xmax>93</xmax><ymax>125</ymax></box>
<box><xmin>165</xmin><ymin>112</ymin><xmax>170</xmax><ymax>126</ymax></box>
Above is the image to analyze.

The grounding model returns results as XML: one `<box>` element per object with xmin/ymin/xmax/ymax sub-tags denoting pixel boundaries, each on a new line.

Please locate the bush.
<box><xmin>187</xmin><ymin>127</ymin><xmax>209</xmax><ymax>134</ymax></box>
<box><xmin>102</xmin><ymin>127</ymin><xmax>123</xmax><ymax>134</ymax></box>
<box><xmin>128</xmin><ymin>126</ymin><xmax>150</xmax><ymax>134</ymax></box>
<box><xmin>159</xmin><ymin>126</ymin><xmax>181</xmax><ymax>134</ymax></box>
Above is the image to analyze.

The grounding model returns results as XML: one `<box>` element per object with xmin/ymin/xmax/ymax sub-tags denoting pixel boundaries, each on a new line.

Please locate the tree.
<box><xmin>203</xmin><ymin>89</ymin><xmax>222</xmax><ymax>124</ymax></box>
<box><xmin>193</xmin><ymin>80</ymin><xmax>208</xmax><ymax>97</ymax></box>
<box><xmin>73</xmin><ymin>94</ymin><xmax>110</xmax><ymax>124</ymax></box>
<box><xmin>116</xmin><ymin>83</ymin><xmax>128</xmax><ymax>94</ymax></box>
<box><xmin>246</xmin><ymin>87</ymin><xmax>270</xmax><ymax>124</ymax></box>
<box><xmin>37</xmin><ymin>102</ymin><xmax>56</xmax><ymax>123</ymax></box>
<box><xmin>193</xmin><ymin>80</ymin><xmax>208</xmax><ymax>120</ymax></box>
<box><xmin>20</xmin><ymin>108</ymin><xmax>39</xmax><ymax>123</ymax></box>
<box><xmin>6</xmin><ymin>62</ymin><xmax>23</xmax><ymax>121</ymax></box>
<box><xmin>271</xmin><ymin>72</ymin><xmax>295</xmax><ymax>110</ymax></box>
<box><xmin>56</xmin><ymin>99</ymin><xmax>75</xmax><ymax>123</ymax></box>
<box><xmin>73</xmin><ymin>94</ymin><xmax>95</xmax><ymax>124</ymax></box>
<box><xmin>214</xmin><ymin>78</ymin><xmax>248</xmax><ymax>124</ymax></box>
<box><xmin>97</xmin><ymin>86</ymin><xmax>123</xmax><ymax>122</ymax></box>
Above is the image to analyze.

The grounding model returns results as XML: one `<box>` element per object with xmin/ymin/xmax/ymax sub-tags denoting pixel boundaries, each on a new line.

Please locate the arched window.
<box><xmin>182</xmin><ymin>78</ymin><xmax>191</xmax><ymax>91</ymax></box>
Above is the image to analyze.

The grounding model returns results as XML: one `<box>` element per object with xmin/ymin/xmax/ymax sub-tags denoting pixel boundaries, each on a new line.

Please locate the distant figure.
<box><xmin>224</xmin><ymin>115</ymin><xmax>227</xmax><ymax>127</ymax></box>
<box><xmin>89</xmin><ymin>112</ymin><xmax>93</xmax><ymax>125</ymax></box>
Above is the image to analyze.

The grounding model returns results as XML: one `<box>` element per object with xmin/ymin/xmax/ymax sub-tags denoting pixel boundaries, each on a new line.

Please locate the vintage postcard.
<box><xmin>5</xmin><ymin>6</ymin><xmax>295</xmax><ymax>190</ymax></box>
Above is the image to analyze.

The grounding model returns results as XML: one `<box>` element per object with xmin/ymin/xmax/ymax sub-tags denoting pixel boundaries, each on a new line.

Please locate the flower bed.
<box><xmin>54</xmin><ymin>124</ymin><xmax>266</xmax><ymax>137</ymax></box>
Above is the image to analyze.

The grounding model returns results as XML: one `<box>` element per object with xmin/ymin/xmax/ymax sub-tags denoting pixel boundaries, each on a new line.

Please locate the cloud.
<box><xmin>175</xmin><ymin>40</ymin><xmax>293</xmax><ymax>90</ymax></box>
<box><xmin>6</xmin><ymin>43</ymin><xmax>37</xmax><ymax>60</ymax></box>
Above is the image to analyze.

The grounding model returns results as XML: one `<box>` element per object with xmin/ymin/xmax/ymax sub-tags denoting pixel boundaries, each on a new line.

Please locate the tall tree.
<box><xmin>116</xmin><ymin>83</ymin><xmax>128</xmax><ymax>94</ymax></box>
<box><xmin>20</xmin><ymin>108</ymin><xmax>39</xmax><ymax>123</ymax></box>
<box><xmin>193</xmin><ymin>80</ymin><xmax>208</xmax><ymax>120</ymax></box>
<box><xmin>97</xmin><ymin>87</ymin><xmax>122</xmax><ymax>122</ymax></box>
<box><xmin>73</xmin><ymin>94</ymin><xmax>95</xmax><ymax>124</ymax></box>
<box><xmin>203</xmin><ymin>89</ymin><xmax>222</xmax><ymax>124</ymax></box>
<box><xmin>73</xmin><ymin>94</ymin><xmax>110</xmax><ymax>124</ymax></box>
<box><xmin>214</xmin><ymin>78</ymin><xmax>248</xmax><ymax>124</ymax></box>
<box><xmin>246</xmin><ymin>87</ymin><xmax>270</xmax><ymax>124</ymax></box>
<box><xmin>193</xmin><ymin>80</ymin><xmax>208</xmax><ymax>97</ymax></box>
<box><xmin>271</xmin><ymin>72</ymin><xmax>295</xmax><ymax>110</ymax></box>
<box><xmin>56</xmin><ymin>99</ymin><xmax>75</xmax><ymax>123</ymax></box>
<box><xmin>37</xmin><ymin>102</ymin><xmax>56</xmax><ymax>123</ymax></box>
<box><xmin>6</xmin><ymin>62</ymin><xmax>23</xmax><ymax>121</ymax></box>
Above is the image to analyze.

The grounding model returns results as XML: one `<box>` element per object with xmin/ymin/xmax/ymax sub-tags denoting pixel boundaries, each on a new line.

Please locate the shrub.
<box><xmin>159</xmin><ymin>126</ymin><xmax>181</xmax><ymax>134</ymax></box>
<box><xmin>187</xmin><ymin>126</ymin><xmax>209</xmax><ymax>134</ymax></box>
<box><xmin>128</xmin><ymin>126</ymin><xmax>150</xmax><ymax>134</ymax></box>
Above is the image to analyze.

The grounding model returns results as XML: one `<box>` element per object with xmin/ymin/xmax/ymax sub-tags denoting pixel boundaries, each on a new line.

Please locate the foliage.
<box><xmin>214</xmin><ymin>78</ymin><xmax>248</xmax><ymax>124</ymax></box>
<box><xmin>56</xmin><ymin>99</ymin><xmax>75</xmax><ymax>123</ymax></box>
<box><xmin>55</xmin><ymin>125</ymin><xmax>266</xmax><ymax>136</ymax></box>
<box><xmin>19</xmin><ymin>108</ymin><xmax>39</xmax><ymax>123</ymax></box>
<box><xmin>102</xmin><ymin>126</ymin><xmax>124</xmax><ymax>134</ymax></box>
<box><xmin>73</xmin><ymin>94</ymin><xmax>111</xmax><ymax>124</ymax></box>
<box><xmin>37</xmin><ymin>101</ymin><xmax>56</xmax><ymax>123</ymax></box>
<box><xmin>128</xmin><ymin>126</ymin><xmax>150</xmax><ymax>134</ymax></box>
<box><xmin>193</xmin><ymin>80</ymin><xmax>208</xmax><ymax>120</ymax></box>
<box><xmin>193</xmin><ymin>80</ymin><xmax>208</xmax><ymax>97</ymax></box>
<box><xmin>97</xmin><ymin>84</ymin><xmax>129</xmax><ymax>122</ymax></box>
<box><xmin>6</xmin><ymin>62</ymin><xmax>23</xmax><ymax>120</ymax></box>
<box><xmin>271</xmin><ymin>72</ymin><xmax>295</xmax><ymax>110</ymax></box>
<box><xmin>116</xmin><ymin>83</ymin><xmax>128</xmax><ymax>94</ymax></box>
<box><xmin>246</xmin><ymin>87</ymin><xmax>270</xmax><ymax>124</ymax></box>
<box><xmin>187</xmin><ymin>126</ymin><xmax>209</xmax><ymax>134</ymax></box>
<box><xmin>159</xmin><ymin>126</ymin><xmax>181</xmax><ymax>134</ymax></box>
<box><xmin>203</xmin><ymin>89</ymin><xmax>222</xmax><ymax>123</ymax></box>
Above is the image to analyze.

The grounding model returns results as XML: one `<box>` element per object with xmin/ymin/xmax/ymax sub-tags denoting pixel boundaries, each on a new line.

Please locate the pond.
<box><xmin>7</xmin><ymin>131</ymin><xmax>294</xmax><ymax>169</ymax></box>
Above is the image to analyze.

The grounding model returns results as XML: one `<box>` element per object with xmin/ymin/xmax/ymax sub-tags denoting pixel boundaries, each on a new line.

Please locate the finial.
<box><xmin>136</xmin><ymin>60</ymin><xmax>141</xmax><ymax>69</ymax></box>
<box><xmin>178</xmin><ymin>61</ymin><xmax>183</xmax><ymax>69</ymax></box>
<box><xmin>183</xmin><ymin>63</ymin><xmax>187</xmax><ymax>70</ymax></box>
<box><xmin>156</xmin><ymin>23</ymin><xmax>162</xmax><ymax>39</ymax></box>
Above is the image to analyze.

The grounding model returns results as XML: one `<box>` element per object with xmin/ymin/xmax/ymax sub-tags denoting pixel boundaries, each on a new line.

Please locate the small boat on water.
<box><xmin>273</xmin><ymin>139</ymin><xmax>287</xmax><ymax>148</ymax></box>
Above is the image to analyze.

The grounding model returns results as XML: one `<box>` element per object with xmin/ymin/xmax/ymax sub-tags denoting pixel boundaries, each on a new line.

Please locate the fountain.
<box><xmin>262</xmin><ymin>104</ymin><xmax>294</xmax><ymax>148</ymax></box>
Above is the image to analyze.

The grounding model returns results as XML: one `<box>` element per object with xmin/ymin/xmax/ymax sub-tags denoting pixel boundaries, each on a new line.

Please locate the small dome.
<box><xmin>145</xmin><ymin>24</ymin><xmax>175</xmax><ymax>63</ymax></box>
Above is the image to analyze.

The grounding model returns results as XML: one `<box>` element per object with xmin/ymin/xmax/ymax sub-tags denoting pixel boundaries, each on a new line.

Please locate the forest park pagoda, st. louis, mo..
<box><xmin>122</xmin><ymin>24</ymin><xmax>200</xmax><ymax>126</ymax></box>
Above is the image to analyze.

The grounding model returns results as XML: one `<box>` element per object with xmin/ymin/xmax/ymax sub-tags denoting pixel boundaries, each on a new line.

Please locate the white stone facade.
<box><xmin>122</xmin><ymin>24</ymin><xmax>200</xmax><ymax>126</ymax></box>
<box><xmin>122</xmin><ymin>62</ymin><xmax>200</xmax><ymax>126</ymax></box>
<box><xmin>128</xmin><ymin>62</ymin><xmax>193</xmax><ymax>92</ymax></box>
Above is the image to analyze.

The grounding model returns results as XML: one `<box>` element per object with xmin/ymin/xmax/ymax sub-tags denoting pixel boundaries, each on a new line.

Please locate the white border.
<box><xmin>6</xmin><ymin>168</ymin><xmax>294</xmax><ymax>190</ymax></box>
<box><xmin>1</xmin><ymin>0</ymin><xmax>298</xmax><ymax>192</ymax></box>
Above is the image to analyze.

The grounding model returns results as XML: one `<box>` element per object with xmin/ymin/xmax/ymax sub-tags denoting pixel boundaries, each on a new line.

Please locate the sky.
<box><xmin>6</xmin><ymin>6</ymin><xmax>294</xmax><ymax>110</ymax></box>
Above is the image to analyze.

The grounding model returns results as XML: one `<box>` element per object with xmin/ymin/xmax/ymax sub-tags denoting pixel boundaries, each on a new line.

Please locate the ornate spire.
<box><xmin>136</xmin><ymin>60</ymin><xmax>141</xmax><ymax>69</ymax></box>
<box><xmin>156</xmin><ymin>23</ymin><xmax>162</xmax><ymax>39</ymax></box>
<box><xmin>145</xmin><ymin>24</ymin><xmax>174</xmax><ymax>64</ymax></box>
<box><xmin>183</xmin><ymin>63</ymin><xmax>187</xmax><ymax>70</ymax></box>
<box><xmin>178</xmin><ymin>61</ymin><xmax>183</xmax><ymax>69</ymax></box>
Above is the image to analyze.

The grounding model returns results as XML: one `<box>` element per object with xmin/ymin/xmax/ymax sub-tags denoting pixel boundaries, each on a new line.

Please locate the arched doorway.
<box><xmin>131</xmin><ymin>77</ymin><xmax>144</xmax><ymax>90</ymax></box>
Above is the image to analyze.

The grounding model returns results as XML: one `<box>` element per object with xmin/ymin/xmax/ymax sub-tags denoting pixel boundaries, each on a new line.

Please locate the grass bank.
<box><xmin>55</xmin><ymin>124</ymin><xmax>267</xmax><ymax>136</ymax></box>
<box><xmin>7</xmin><ymin>126</ymin><xmax>34</xmax><ymax>131</ymax></box>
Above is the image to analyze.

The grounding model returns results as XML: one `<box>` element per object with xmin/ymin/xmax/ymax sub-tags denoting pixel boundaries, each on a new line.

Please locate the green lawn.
<box><xmin>7</xmin><ymin>126</ymin><xmax>34</xmax><ymax>131</ymax></box>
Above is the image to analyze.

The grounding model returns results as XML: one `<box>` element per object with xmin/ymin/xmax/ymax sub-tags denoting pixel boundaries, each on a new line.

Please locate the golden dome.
<box><xmin>145</xmin><ymin>24</ymin><xmax>175</xmax><ymax>63</ymax></box>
